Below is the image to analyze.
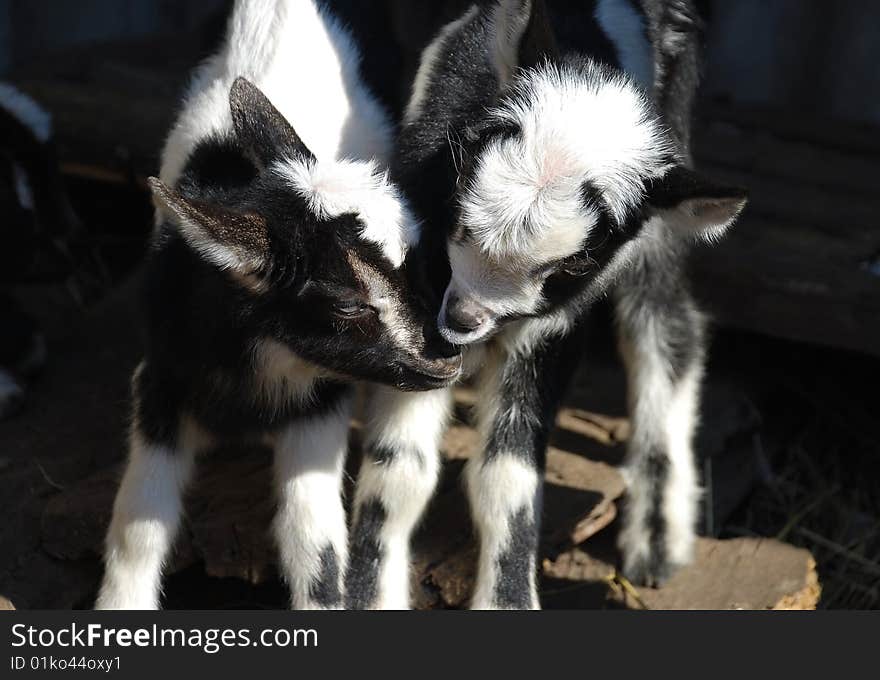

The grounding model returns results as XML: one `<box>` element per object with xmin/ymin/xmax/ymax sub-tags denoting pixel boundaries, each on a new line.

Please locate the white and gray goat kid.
<box><xmin>344</xmin><ymin>0</ymin><xmax>747</xmax><ymax>609</ymax></box>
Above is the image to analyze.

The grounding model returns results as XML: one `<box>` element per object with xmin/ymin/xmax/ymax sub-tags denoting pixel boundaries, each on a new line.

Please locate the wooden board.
<box><xmin>30</xmin><ymin>406</ymin><xmax>818</xmax><ymax>610</ymax></box>
<box><xmin>691</xmin><ymin>102</ymin><xmax>880</xmax><ymax>357</ymax></box>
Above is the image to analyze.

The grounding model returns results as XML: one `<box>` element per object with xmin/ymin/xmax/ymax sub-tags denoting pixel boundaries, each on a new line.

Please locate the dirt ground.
<box><xmin>0</xmin><ymin>178</ymin><xmax>877</xmax><ymax>610</ymax></box>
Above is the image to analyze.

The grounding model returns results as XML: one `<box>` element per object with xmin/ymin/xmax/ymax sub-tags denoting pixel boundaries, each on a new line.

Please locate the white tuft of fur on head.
<box><xmin>459</xmin><ymin>61</ymin><xmax>676</xmax><ymax>262</ymax></box>
<box><xmin>274</xmin><ymin>157</ymin><xmax>419</xmax><ymax>268</ymax></box>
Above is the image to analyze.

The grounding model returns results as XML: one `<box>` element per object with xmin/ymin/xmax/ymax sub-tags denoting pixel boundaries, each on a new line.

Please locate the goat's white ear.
<box><xmin>229</xmin><ymin>77</ymin><xmax>315</xmax><ymax>169</ymax></box>
<box><xmin>646</xmin><ymin>166</ymin><xmax>748</xmax><ymax>242</ymax></box>
<box><xmin>491</xmin><ymin>0</ymin><xmax>558</xmax><ymax>85</ymax></box>
<box><xmin>149</xmin><ymin>177</ymin><xmax>269</xmax><ymax>275</ymax></box>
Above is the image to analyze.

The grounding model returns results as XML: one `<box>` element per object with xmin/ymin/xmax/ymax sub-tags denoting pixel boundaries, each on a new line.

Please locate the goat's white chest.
<box><xmin>252</xmin><ymin>338</ymin><xmax>324</xmax><ymax>409</ymax></box>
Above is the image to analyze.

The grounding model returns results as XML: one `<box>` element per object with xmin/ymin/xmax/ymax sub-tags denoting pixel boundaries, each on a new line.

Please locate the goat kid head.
<box><xmin>152</xmin><ymin>78</ymin><xmax>461</xmax><ymax>390</ymax></box>
<box><xmin>425</xmin><ymin>0</ymin><xmax>747</xmax><ymax>345</ymax></box>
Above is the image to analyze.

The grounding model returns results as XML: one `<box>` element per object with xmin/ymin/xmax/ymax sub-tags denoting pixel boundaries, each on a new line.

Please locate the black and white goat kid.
<box><xmin>345</xmin><ymin>0</ymin><xmax>747</xmax><ymax>609</ymax></box>
<box><xmin>95</xmin><ymin>0</ymin><xmax>460</xmax><ymax>610</ymax></box>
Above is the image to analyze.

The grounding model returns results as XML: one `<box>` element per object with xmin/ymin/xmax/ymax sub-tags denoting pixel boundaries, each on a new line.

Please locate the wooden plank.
<box><xmin>697</xmin><ymin>100</ymin><xmax>880</xmax><ymax>156</ymax></box>
<box><xmin>691</xmin><ymin>193</ymin><xmax>880</xmax><ymax>357</ymax></box>
<box><xmin>694</xmin><ymin>120</ymin><xmax>880</xmax><ymax>197</ymax></box>
<box><xmin>690</xmin><ymin>102</ymin><xmax>880</xmax><ymax>356</ymax></box>
<box><xmin>700</xmin><ymin>162</ymin><xmax>879</xmax><ymax>242</ymax></box>
<box><xmin>17</xmin><ymin>79</ymin><xmax>173</xmax><ymax>180</ymax></box>
<box><xmin>543</xmin><ymin>538</ymin><xmax>820</xmax><ymax>610</ymax></box>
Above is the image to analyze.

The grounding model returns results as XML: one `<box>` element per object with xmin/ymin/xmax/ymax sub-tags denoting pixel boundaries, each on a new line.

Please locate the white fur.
<box><xmin>252</xmin><ymin>338</ymin><xmax>325</xmax><ymax>410</ymax></box>
<box><xmin>272</xmin><ymin>401</ymin><xmax>352</xmax><ymax>609</ymax></box>
<box><xmin>0</xmin><ymin>82</ymin><xmax>51</xmax><ymax>142</ymax></box>
<box><xmin>182</xmin><ymin>233</ymin><xmax>261</xmax><ymax>274</ymax></box>
<box><xmin>499</xmin><ymin>310</ymin><xmax>573</xmax><ymax>358</ymax></box>
<box><xmin>352</xmin><ymin>387</ymin><xmax>452</xmax><ymax>609</ymax></box>
<box><xmin>662</xmin><ymin>363</ymin><xmax>702</xmax><ymax>564</ymax></box>
<box><xmin>96</xmin><ymin>430</ymin><xmax>197</xmax><ymax>609</ymax></box>
<box><xmin>161</xmin><ymin>0</ymin><xmax>392</xmax><ymax>185</ymax></box>
<box><xmin>446</xmin><ymin>62</ymin><xmax>675</xmax><ymax>331</ymax></box>
<box><xmin>472</xmin><ymin>347</ymin><xmax>504</xmax><ymax>436</ymax></box>
<box><xmin>465</xmin><ymin>454</ymin><xmax>540</xmax><ymax>609</ymax></box>
<box><xmin>345</xmin><ymin>252</ymin><xmax>423</xmax><ymax>356</ymax></box>
<box><xmin>275</xmin><ymin>157</ymin><xmax>418</xmax><ymax>267</ymax></box>
<box><xmin>460</xmin><ymin>62</ymin><xmax>674</xmax><ymax>259</ymax></box>
<box><xmin>441</xmin><ymin>241</ymin><xmax>544</xmax><ymax>343</ymax></box>
<box><xmin>657</xmin><ymin>196</ymin><xmax>748</xmax><ymax>244</ymax></box>
<box><xmin>155</xmin><ymin>197</ymin><xmax>268</xmax><ymax>278</ymax></box>
<box><xmin>405</xmin><ymin>5</ymin><xmax>480</xmax><ymax>124</ymax></box>
<box><xmin>595</xmin><ymin>0</ymin><xmax>655</xmax><ymax>90</ymax></box>
<box><xmin>460</xmin><ymin>343</ymin><xmax>489</xmax><ymax>381</ymax></box>
<box><xmin>616</xmin><ymin>295</ymin><xmax>703</xmax><ymax>572</ymax></box>
<box><xmin>364</xmin><ymin>386</ymin><xmax>452</xmax><ymax>457</ymax></box>
<box><xmin>159</xmin><ymin>0</ymin><xmax>413</xmax><ymax>266</ymax></box>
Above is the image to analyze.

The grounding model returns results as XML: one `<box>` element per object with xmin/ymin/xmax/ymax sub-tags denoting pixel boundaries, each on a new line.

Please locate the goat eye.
<box><xmin>560</xmin><ymin>255</ymin><xmax>594</xmax><ymax>277</ymax></box>
<box><xmin>332</xmin><ymin>300</ymin><xmax>372</xmax><ymax>319</ymax></box>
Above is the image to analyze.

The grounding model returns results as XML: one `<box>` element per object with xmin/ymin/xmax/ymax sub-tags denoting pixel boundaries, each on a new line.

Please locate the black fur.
<box><xmin>621</xmin><ymin>445</ymin><xmax>673</xmax><ymax>587</ymax></box>
<box><xmin>494</xmin><ymin>506</ymin><xmax>539</xmax><ymax>608</ymax></box>
<box><xmin>615</xmin><ymin>245</ymin><xmax>705</xmax><ymax>382</ymax></box>
<box><xmin>308</xmin><ymin>545</ymin><xmax>343</xmax><ymax>608</ymax></box>
<box><xmin>393</xmin><ymin>6</ymin><xmax>502</xmax><ymax>297</ymax></box>
<box><xmin>344</xmin><ymin>499</ymin><xmax>387</xmax><ymax>609</ymax></box>
<box><xmin>366</xmin><ymin>442</ymin><xmax>425</xmax><ymax>466</ymax></box>
<box><xmin>645</xmin><ymin>449</ymin><xmax>671</xmax><ymax>584</ymax></box>
<box><xmin>484</xmin><ymin>325</ymin><xmax>586</xmax><ymax>466</ymax></box>
<box><xmin>638</xmin><ymin>0</ymin><xmax>704</xmax><ymax>157</ymax></box>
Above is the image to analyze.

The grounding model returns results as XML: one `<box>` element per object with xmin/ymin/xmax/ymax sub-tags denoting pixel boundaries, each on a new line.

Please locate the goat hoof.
<box><xmin>621</xmin><ymin>554</ymin><xmax>682</xmax><ymax>589</ymax></box>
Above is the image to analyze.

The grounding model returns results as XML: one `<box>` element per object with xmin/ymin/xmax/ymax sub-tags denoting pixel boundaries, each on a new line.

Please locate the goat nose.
<box><xmin>444</xmin><ymin>294</ymin><xmax>488</xmax><ymax>334</ymax></box>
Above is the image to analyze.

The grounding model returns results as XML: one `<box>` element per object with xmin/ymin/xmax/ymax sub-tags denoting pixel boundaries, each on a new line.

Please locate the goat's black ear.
<box><xmin>491</xmin><ymin>0</ymin><xmax>558</xmax><ymax>85</ymax></box>
<box><xmin>229</xmin><ymin>77</ymin><xmax>315</xmax><ymax>168</ymax></box>
<box><xmin>149</xmin><ymin>177</ymin><xmax>270</xmax><ymax>276</ymax></box>
<box><xmin>645</xmin><ymin>166</ymin><xmax>748</xmax><ymax>242</ymax></box>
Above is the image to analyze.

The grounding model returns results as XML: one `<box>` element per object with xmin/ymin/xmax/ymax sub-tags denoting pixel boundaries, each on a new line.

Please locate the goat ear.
<box><xmin>645</xmin><ymin>166</ymin><xmax>748</xmax><ymax>242</ymax></box>
<box><xmin>491</xmin><ymin>0</ymin><xmax>558</xmax><ymax>86</ymax></box>
<box><xmin>149</xmin><ymin>177</ymin><xmax>270</xmax><ymax>275</ymax></box>
<box><xmin>229</xmin><ymin>77</ymin><xmax>315</xmax><ymax>169</ymax></box>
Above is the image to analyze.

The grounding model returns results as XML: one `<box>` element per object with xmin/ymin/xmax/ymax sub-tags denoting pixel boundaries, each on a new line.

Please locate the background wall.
<box><xmin>703</xmin><ymin>0</ymin><xmax>880</xmax><ymax>124</ymax></box>
<box><xmin>2</xmin><ymin>0</ymin><xmax>878</xmax><ymax>124</ymax></box>
<box><xmin>0</xmin><ymin>0</ymin><xmax>226</xmax><ymax>73</ymax></box>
